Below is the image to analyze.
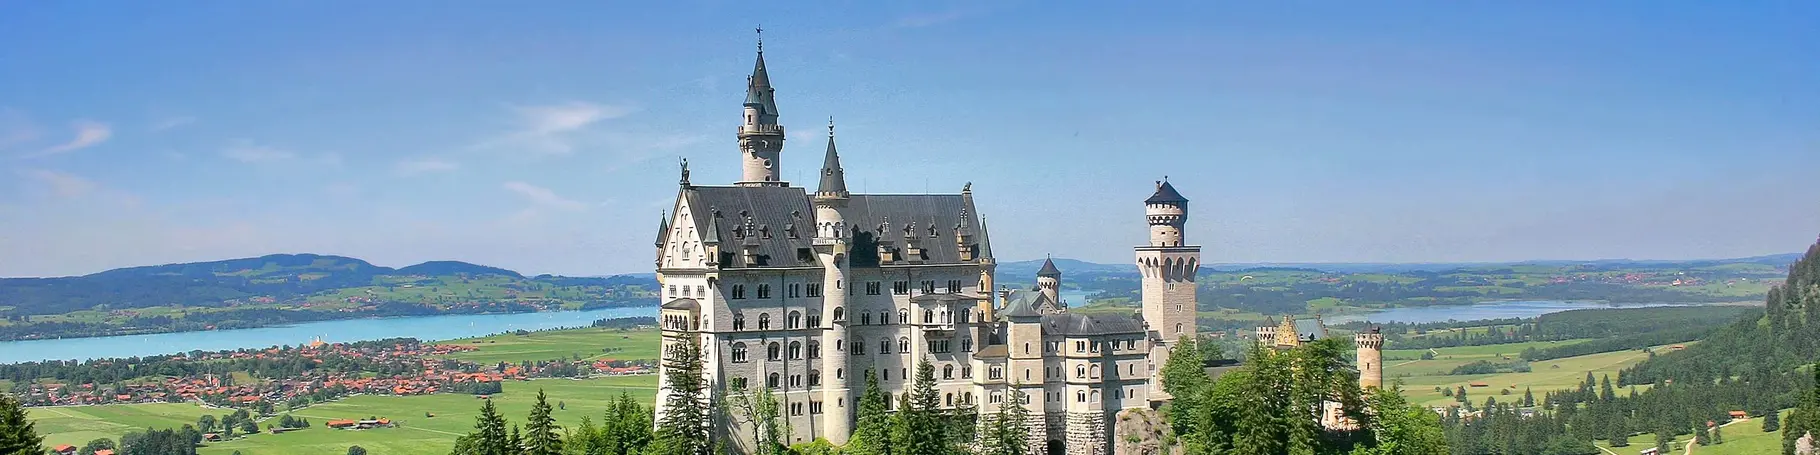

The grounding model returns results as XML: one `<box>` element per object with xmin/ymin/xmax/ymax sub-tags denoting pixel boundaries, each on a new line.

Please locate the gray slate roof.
<box><xmin>1146</xmin><ymin>181</ymin><xmax>1189</xmax><ymax>204</ymax></box>
<box><xmin>1294</xmin><ymin>318</ymin><xmax>1329</xmax><ymax>341</ymax></box>
<box><xmin>661</xmin><ymin>298</ymin><xmax>700</xmax><ymax>311</ymax></box>
<box><xmin>680</xmin><ymin>185</ymin><xmax>984</xmax><ymax>268</ymax></box>
<box><xmin>1037</xmin><ymin>258</ymin><xmax>1062</xmax><ymax>277</ymax></box>
<box><xmin>817</xmin><ymin>133</ymin><xmax>847</xmax><ymax>195</ymax></box>
<box><xmin>1041</xmin><ymin>313</ymin><xmax>1146</xmax><ymax>336</ymax></box>
<box><xmin>744</xmin><ymin>52</ymin><xmax>778</xmax><ymax>115</ymax></box>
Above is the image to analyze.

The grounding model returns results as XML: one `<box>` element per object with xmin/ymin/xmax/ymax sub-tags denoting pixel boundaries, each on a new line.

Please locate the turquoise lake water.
<box><xmin>1323</xmin><ymin>300</ymin><xmax>1703</xmax><ymax>325</ymax></box>
<box><xmin>0</xmin><ymin>307</ymin><xmax>658</xmax><ymax>364</ymax></box>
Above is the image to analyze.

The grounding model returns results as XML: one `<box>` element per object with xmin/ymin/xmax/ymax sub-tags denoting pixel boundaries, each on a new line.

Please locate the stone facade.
<box><xmin>651</xmin><ymin>40</ymin><xmax>1206</xmax><ymax>455</ymax></box>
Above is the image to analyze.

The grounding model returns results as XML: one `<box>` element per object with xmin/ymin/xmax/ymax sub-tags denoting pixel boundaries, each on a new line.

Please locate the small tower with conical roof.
<box><xmin>737</xmin><ymin>27</ymin><xmax>787</xmax><ymax>187</ymax></box>
<box><xmin>1036</xmin><ymin>256</ymin><xmax>1062</xmax><ymax>307</ymax></box>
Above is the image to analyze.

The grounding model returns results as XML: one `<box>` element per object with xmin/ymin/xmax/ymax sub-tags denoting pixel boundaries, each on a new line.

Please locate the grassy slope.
<box><xmin>1385</xmin><ymin>341</ymin><xmax>1670</xmax><ymax>408</ymax></box>
<box><xmin>432</xmin><ymin>328</ymin><xmax>661</xmax><ymax>365</ymax></box>
<box><xmin>1596</xmin><ymin>409</ymin><xmax>1789</xmax><ymax>455</ymax></box>
<box><xmin>29</xmin><ymin>403</ymin><xmax>217</xmax><ymax>450</ymax></box>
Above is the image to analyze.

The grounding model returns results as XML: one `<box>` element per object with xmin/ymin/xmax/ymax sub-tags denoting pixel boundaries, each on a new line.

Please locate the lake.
<box><xmin>0</xmin><ymin>307</ymin><xmax>658</xmax><ymax>364</ymax></box>
<box><xmin>1323</xmin><ymin>300</ymin><xmax>1707</xmax><ymax>325</ymax></box>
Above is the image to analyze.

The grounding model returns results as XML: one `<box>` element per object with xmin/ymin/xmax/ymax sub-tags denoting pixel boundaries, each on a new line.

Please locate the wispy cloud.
<box><xmin>396</xmin><ymin>157</ymin><xmax>460</xmax><ymax>175</ymax></box>
<box><xmin>150</xmin><ymin>116</ymin><xmax>196</xmax><ymax>132</ymax></box>
<box><xmin>475</xmin><ymin>101</ymin><xmax>636</xmax><ymax>156</ymax></box>
<box><xmin>503</xmin><ymin>181</ymin><xmax>585</xmax><ymax>211</ymax></box>
<box><xmin>220</xmin><ymin>140</ymin><xmax>298</xmax><ymax>163</ymax></box>
<box><xmin>20</xmin><ymin>169</ymin><xmax>98</xmax><ymax>198</ymax></box>
<box><xmin>25</xmin><ymin>120</ymin><xmax>112</xmax><ymax>157</ymax></box>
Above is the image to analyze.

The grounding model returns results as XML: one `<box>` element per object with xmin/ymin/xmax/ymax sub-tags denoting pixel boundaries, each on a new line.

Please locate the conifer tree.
<box><xmin>1522</xmin><ymin>387</ymin><xmax>1534</xmax><ymax>407</ymax></box>
<box><xmin>1610</xmin><ymin>420</ymin><xmax>1630</xmax><ymax>448</ymax></box>
<box><xmin>848</xmin><ymin>370</ymin><xmax>893</xmax><ymax>455</ymax></box>
<box><xmin>979</xmin><ymin>385</ymin><xmax>1031</xmax><ymax>455</ymax></box>
<box><xmin>464</xmin><ymin>399</ymin><xmax>513</xmax><ymax>455</ymax></box>
<box><xmin>525</xmin><ymin>389</ymin><xmax>564</xmax><ymax>455</ymax></box>
<box><xmin>1695</xmin><ymin>424</ymin><xmax>1710</xmax><ymax>445</ymax></box>
<box><xmin>0</xmin><ymin>394</ymin><xmax>44</xmax><ymax>455</ymax></box>
<box><xmin>604</xmin><ymin>392</ymin><xmax>654</xmax><ymax>455</ymax></box>
<box><xmin>1713</xmin><ymin>422</ymin><xmax>1724</xmax><ymax>445</ymax></box>
<box><xmin>1656</xmin><ymin>423</ymin><xmax>1675</xmax><ymax>454</ymax></box>
<box><xmin>893</xmin><ymin>359</ymin><xmax>951</xmax><ymax>455</ymax></box>
<box><xmin>1768</xmin><ymin>412</ymin><xmax>1783</xmax><ymax>432</ymax></box>
<box><xmin>511</xmin><ymin>425</ymin><xmax>524</xmax><ymax>453</ymax></box>
<box><xmin>653</xmin><ymin>332</ymin><xmax>712</xmax><ymax>455</ymax></box>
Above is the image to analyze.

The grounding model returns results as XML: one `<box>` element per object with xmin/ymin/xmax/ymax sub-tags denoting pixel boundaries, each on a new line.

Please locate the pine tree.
<box><xmin>1695</xmin><ymin>424</ymin><xmax>1710</xmax><ymax>445</ymax></box>
<box><xmin>893</xmin><ymin>359</ymin><xmax>951</xmax><ymax>455</ymax></box>
<box><xmin>1599</xmin><ymin>375</ymin><xmax>1616</xmax><ymax>402</ymax></box>
<box><xmin>525</xmin><ymin>389</ymin><xmax>564</xmax><ymax>455</ymax></box>
<box><xmin>1611</xmin><ymin>421</ymin><xmax>1630</xmax><ymax>448</ymax></box>
<box><xmin>653</xmin><ymin>332</ymin><xmax>712</xmax><ymax>455</ymax></box>
<box><xmin>848</xmin><ymin>370</ymin><xmax>893</xmax><ymax>455</ymax></box>
<box><xmin>979</xmin><ymin>385</ymin><xmax>1031</xmax><ymax>455</ymax></box>
<box><xmin>568</xmin><ymin>416</ymin><xmax>604</xmax><ymax>455</ymax></box>
<box><xmin>1656</xmin><ymin>423</ymin><xmax>1676</xmax><ymax>454</ymax></box>
<box><xmin>1522</xmin><ymin>388</ymin><xmax>1534</xmax><ymax>407</ymax></box>
<box><xmin>1768</xmin><ymin>412</ymin><xmax>1783</xmax><ymax>432</ymax></box>
<box><xmin>0</xmin><ymin>394</ymin><xmax>45</xmax><ymax>455</ymax></box>
<box><xmin>604</xmin><ymin>392</ymin><xmax>653</xmax><ymax>455</ymax></box>
<box><xmin>511</xmin><ymin>425</ymin><xmax>524</xmax><ymax>453</ymax></box>
<box><xmin>466</xmin><ymin>398</ymin><xmax>513</xmax><ymax>455</ymax></box>
<box><xmin>1713</xmin><ymin>422</ymin><xmax>1725</xmax><ymax>445</ymax></box>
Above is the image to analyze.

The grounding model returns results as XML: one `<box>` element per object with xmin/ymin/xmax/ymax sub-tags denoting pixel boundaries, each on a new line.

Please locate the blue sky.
<box><xmin>2</xmin><ymin>1</ymin><xmax>1817</xmax><ymax>277</ymax></box>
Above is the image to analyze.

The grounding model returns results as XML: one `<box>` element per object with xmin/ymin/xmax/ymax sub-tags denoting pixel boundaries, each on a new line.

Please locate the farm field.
<box><xmin>1594</xmin><ymin>409</ymin><xmax>1785</xmax><ymax>455</ymax></box>
<box><xmin>27</xmin><ymin>375</ymin><xmax>660</xmax><ymax>455</ymax></box>
<box><xmin>1384</xmin><ymin>341</ymin><xmax>1672</xmax><ymax>408</ymax></box>
<box><xmin>431</xmin><ymin>327</ymin><xmax>661</xmax><ymax>364</ymax></box>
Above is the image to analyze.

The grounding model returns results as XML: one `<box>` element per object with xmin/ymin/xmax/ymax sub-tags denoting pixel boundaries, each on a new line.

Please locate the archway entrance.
<box><xmin>1046</xmin><ymin>440</ymin><xmax>1065</xmax><ymax>455</ymax></box>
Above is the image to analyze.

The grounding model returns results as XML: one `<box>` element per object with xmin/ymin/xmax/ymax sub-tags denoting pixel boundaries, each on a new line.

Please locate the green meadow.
<box><xmin>1384</xmin><ymin>341</ymin><xmax>1671</xmax><ymax>408</ymax></box>
<box><xmin>432</xmin><ymin>327</ymin><xmax>662</xmax><ymax>365</ymax></box>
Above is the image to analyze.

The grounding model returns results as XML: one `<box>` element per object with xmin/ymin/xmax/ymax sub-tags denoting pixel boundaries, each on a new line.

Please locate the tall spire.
<box><xmin>744</xmin><ymin>26</ymin><xmax>777</xmax><ymax>116</ymax></box>
<box><xmin>655</xmin><ymin>211</ymin><xmax>670</xmax><ymax>247</ymax></box>
<box><xmin>977</xmin><ymin>214</ymin><xmax>994</xmax><ymax>259</ymax></box>
<box><xmin>817</xmin><ymin>118</ymin><xmax>847</xmax><ymax>197</ymax></box>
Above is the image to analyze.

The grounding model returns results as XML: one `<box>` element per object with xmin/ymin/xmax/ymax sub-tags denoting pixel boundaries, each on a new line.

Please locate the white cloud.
<box><xmin>26</xmin><ymin>120</ymin><xmax>111</xmax><ymax>157</ymax></box>
<box><xmin>221</xmin><ymin>141</ymin><xmax>297</xmax><ymax>162</ymax></box>
<box><xmin>475</xmin><ymin>101</ymin><xmax>637</xmax><ymax>156</ymax></box>
<box><xmin>20</xmin><ymin>169</ymin><xmax>98</xmax><ymax>198</ymax></box>
<box><xmin>395</xmin><ymin>157</ymin><xmax>460</xmax><ymax>175</ymax></box>
<box><xmin>150</xmin><ymin>116</ymin><xmax>196</xmax><ymax>132</ymax></box>
<box><xmin>502</xmin><ymin>181</ymin><xmax>585</xmax><ymax>211</ymax></box>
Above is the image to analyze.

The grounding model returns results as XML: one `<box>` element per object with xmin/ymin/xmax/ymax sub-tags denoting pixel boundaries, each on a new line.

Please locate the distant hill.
<box><xmin>0</xmin><ymin>254</ymin><xmax>638</xmax><ymax>317</ymax></box>
<box><xmin>998</xmin><ymin>258</ymin><xmax>1136</xmax><ymax>277</ymax></box>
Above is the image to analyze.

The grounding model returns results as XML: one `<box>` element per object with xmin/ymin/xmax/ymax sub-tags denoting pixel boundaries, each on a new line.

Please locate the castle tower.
<box><xmin>1355</xmin><ymin>327</ymin><xmax>1384</xmax><ymax>390</ymax></box>
<box><xmin>811</xmin><ymin>120</ymin><xmax>853</xmax><ymax>443</ymax></box>
<box><xmin>1136</xmin><ymin>179</ymin><xmax>1200</xmax><ymax>402</ymax></box>
<box><xmin>737</xmin><ymin>29</ymin><xmax>787</xmax><ymax>187</ymax></box>
<box><xmin>1036</xmin><ymin>257</ymin><xmax>1062</xmax><ymax>306</ymax></box>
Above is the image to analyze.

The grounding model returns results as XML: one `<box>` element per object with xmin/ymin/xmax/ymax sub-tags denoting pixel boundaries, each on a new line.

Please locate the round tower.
<box><xmin>1145</xmin><ymin>180</ymin><xmax>1189</xmax><ymax>247</ymax></box>
<box><xmin>1355</xmin><ymin>327</ymin><xmax>1384</xmax><ymax>390</ymax></box>
<box><xmin>1036</xmin><ymin>257</ymin><xmax>1061</xmax><ymax>306</ymax></box>
<box><xmin>736</xmin><ymin>32</ymin><xmax>787</xmax><ymax>187</ymax></box>
<box><xmin>811</xmin><ymin>120</ymin><xmax>852</xmax><ymax>444</ymax></box>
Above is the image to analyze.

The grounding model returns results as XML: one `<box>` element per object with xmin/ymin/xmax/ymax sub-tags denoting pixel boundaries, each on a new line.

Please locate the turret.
<box><xmin>736</xmin><ymin>29</ymin><xmax>786</xmax><ymax>187</ymax></box>
<box><xmin>654</xmin><ymin>211</ymin><xmax>670</xmax><ymax>266</ymax></box>
<box><xmin>810</xmin><ymin>119</ymin><xmax>853</xmax><ymax>443</ymax></box>
<box><xmin>1145</xmin><ymin>179</ymin><xmax>1189</xmax><ymax>247</ymax></box>
<box><xmin>1355</xmin><ymin>327</ymin><xmax>1384</xmax><ymax>390</ymax></box>
<box><xmin>1036</xmin><ymin>257</ymin><xmax>1062</xmax><ymax>306</ymax></box>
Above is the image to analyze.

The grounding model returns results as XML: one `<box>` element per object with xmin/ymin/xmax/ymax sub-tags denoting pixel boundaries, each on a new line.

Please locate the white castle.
<box><xmin>652</xmin><ymin>38</ymin><xmax>1202</xmax><ymax>455</ymax></box>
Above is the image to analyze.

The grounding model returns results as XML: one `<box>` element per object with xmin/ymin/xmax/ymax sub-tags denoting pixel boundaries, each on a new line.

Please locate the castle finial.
<box><xmin>756</xmin><ymin>25</ymin><xmax>764</xmax><ymax>54</ymax></box>
<box><xmin>828</xmin><ymin>116</ymin><xmax>835</xmax><ymax>137</ymax></box>
<box><xmin>679</xmin><ymin>158</ymin><xmax>691</xmax><ymax>187</ymax></box>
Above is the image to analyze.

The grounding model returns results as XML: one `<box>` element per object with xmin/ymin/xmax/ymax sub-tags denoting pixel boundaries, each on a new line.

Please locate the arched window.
<box><xmin>810</xmin><ymin>370</ymin><xmax>821</xmax><ymax>386</ymax></box>
<box><xmin>962</xmin><ymin>392</ymin><xmax>973</xmax><ymax>404</ymax></box>
<box><xmin>768</xmin><ymin>373</ymin><xmax>780</xmax><ymax>389</ymax></box>
<box><xmin>923</xmin><ymin>309</ymin><xmax>934</xmax><ymax>323</ymax></box>
<box><xmin>881</xmin><ymin>311</ymin><xmax>891</xmax><ymax>325</ymax></box>
<box><xmin>832</xmin><ymin>307</ymin><xmax>845</xmax><ymax>322</ymax></box>
<box><xmin>879</xmin><ymin>338</ymin><xmax>892</xmax><ymax>355</ymax></box>
<box><xmin>945</xmin><ymin>393</ymin><xmax>953</xmax><ymax>407</ymax></box>
<box><xmin>1077</xmin><ymin>365</ymin><xmax>1087</xmax><ymax>378</ymax></box>
<box><xmin>836</xmin><ymin>368</ymin><xmax>844</xmax><ymax>379</ymax></box>
<box><xmin>1174</xmin><ymin>323</ymin><xmax>1183</xmax><ymax>335</ymax></box>
<box><xmin>961</xmin><ymin>338</ymin><xmax>973</xmax><ymax>352</ymax></box>
<box><xmin>899</xmin><ymin>337</ymin><xmax>910</xmax><ymax>353</ymax></box>
<box><xmin>808</xmin><ymin>341</ymin><xmax>821</xmax><ymax>359</ymax></box>
<box><xmin>759</xmin><ymin>313</ymin><xmax>772</xmax><ymax>330</ymax></box>
<box><xmin>768</xmin><ymin>342</ymin><xmax>781</xmax><ymax>361</ymax></box>
<box><xmin>960</xmin><ymin>311</ymin><xmax>970</xmax><ymax>323</ymax></box>
<box><xmin>1091</xmin><ymin>365</ymin><xmax>1101</xmax><ymax>378</ymax></box>
<box><xmin>789</xmin><ymin>341</ymin><xmax>803</xmax><ymax>360</ymax></box>
<box><xmin>943</xmin><ymin>364</ymin><xmax>955</xmax><ymax>379</ymax></box>
<box><xmin>731</xmin><ymin>342</ymin><xmax>749</xmax><ymax>363</ymax></box>
<box><xmin>1024</xmin><ymin>343</ymin><xmax>1031</xmax><ymax>355</ymax></box>
<box><xmin>898</xmin><ymin>309</ymin><xmax>909</xmax><ymax>324</ymax></box>
<box><xmin>788</xmin><ymin>311</ymin><xmax>802</xmax><ymax>329</ymax></box>
<box><xmin>733</xmin><ymin>314</ymin><xmax>746</xmax><ymax>331</ymax></box>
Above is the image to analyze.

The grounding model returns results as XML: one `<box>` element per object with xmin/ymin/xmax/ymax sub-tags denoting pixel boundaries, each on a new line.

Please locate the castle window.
<box><xmin>989</xmin><ymin>366</ymin><xmax>1003</xmax><ymax>380</ymax></box>
<box><xmin>757</xmin><ymin>284</ymin><xmax>772</xmax><ymax>299</ymax></box>
<box><xmin>945</xmin><ymin>393</ymin><xmax>953</xmax><ymax>407</ymax></box>
<box><xmin>861</xmin><ymin>312</ymin><xmax>871</xmax><ymax>325</ymax></box>
<box><xmin>899</xmin><ymin>337</ymin><xmax>911</xmax><ymax>353</ymax></box>
<box><xmin>943</xmin><ymin>365</ymin><xmax>954</xmax><ymax>379</ymax></box>
<box><xmin>768</xmin><ymin>342</ymin><xmax>781</xmax><ymax>361</ymax></box>
<box><xmin>787</xmin><ymin>311</ymin><xmax>802</xmax><ymax>329</ymax></box>
<box><xmin>809</xmin><ymin>341</ymin><xmax>821</xmax><ymax>359</ymax></box>
<box><xmin>921</xmin><ymin>280</ymin><xmax>936</xmax><ymax>294</ymax></box>
<box><xmin>1175</xmin><ymin>323</ymin><xmax>1184</xmax><ymax>335</ymax></box>
<box><xmin>731</xmin><ymin>377</ymin><xmax>748</xmax><ymax>389</ymax></box>
<box><xmin>789</xmin><ymin>341</ymin><xmax>802</xmax><ymax>360</ymax></box>
<box><xmin>832</xmin><ymin>307</ymin><xmax>845</xmax><ymax>323</ymax></box>
<box><xmin>1092</xmin><ymin>342</ymin><xmax>1100</xmax><ymax>353</ymax></box>
<box><xmin>732</xmin><ymin>285</ymin><xmax>747</xmax><ymax>299</ymax></box>
<box><xmin>682</xmin><ymin>286</ymin><xmax>691</xmax><ymax>297</ymax></box>
<box><xmin>810</xmin><ymin>401</ymin><xmax>823</xmax><ymax>414</ymax></box>
<box><xmin>758</xmin><ymin>314</ymin><xmax>771</xmax><ymax>330</ymax></box>
<box><xmin>883</xmin><ymin>369</ymin><xmax>890</xmax><ymax>381</ymax></box>
<box><xmin>837</xmin><ymin>369</ymin><xmax>844</xmax><ymax>379</ymax></box>
<box><xmin>899</xmin><ymin>309</ymin><xmax>909</xmax><ymax>324</ymax></box>
<box><xmin>768</xmin><ymin>373</ymin><xmax>780</xmax><ymax>389</ymax></box>
<box><xmin>990</xmin><ymin>392</ymin><xmax>1003</xmax><ymax>404</ymax></box>
<box><xmin>734</xmin><ymin>314</ymin><xmax>747</xmax><ymax>331</ymax></box>
<box><xmin>893</xmin><ymin>281</ymin><xmax>909</xmax><ymax>295</ymax></box>
<box><xmin>1091</xmin><ymin>365</ymin><xmax>1101</xmax><ymax>378</ymax></box>
<box><xmin>923</xmin><ymin>309</ymin><xmax>933</xmax><ymax>323</ymax></box>
<box><xmin>946</xmin><ymin>280</ymin><xmax>962</xmax><ymax>293</ymax></box>
<box><xmin>1024</xmin><ymin>343</ymin><xmax>1031</xmax><ymax>355</ymax></box>
<box><xmin>668</xmin><ymin>285</ymin><xmax>677</xmax><ymax>297</ymax></box>
<box><xmin>789</xmin><ymin>283</ymin><xmax>801</xmax><ymax>298</ymax></box>
<box><xmin>807</xmin><ymin>283</ymin><xmax>823</xmax><ymax>297</ymax></box>
<box><xmin>807</xmin><ymin>313</ymin><xmax>821</xmax><ymax>327</ymax></box>
<box><xmin>731</xmin><ymin>343</ymin><xmax>748</xmax><ymax>363</ymax></box>
<box><xmin>879</xmin><ymin>338</ymin><xmax>892</xmax><ymax>355</ymax></box>
<box><xmin>1075</xmin><ymin>341</ymin><xmax>1086</xmax><ymax>352</ymax></box>
<box><xmin>1077</xmin><ymin>391</ymin><xmax>1086</xmax><ymax>402</ymax></box>
<box><xmin>962</xmin><ymin>366</ymin><xmax>972</xmax><ymax>378</ymax></box>
<box><xmin>960</xmin><ymin>311</ymin><xmax>970</xmax><ymax>323</ymax></box>
<box><xmin>866</xmin><ymin>282</ymin><xmax>881</xmax><ymax>295</ymax></box>
<box><xmin>810</xmin><ymin>370</ymin><xmax>821</xmax><ymax>386</ymax></box>
<box><xmin>790</xmin><ymin>402</ymin><xmax>803</xmax><ymax>416</ymax></box>
<box><xmin>1077</xmin><ymin>365</ymin><xmax>1087</xmax><ymax>378</ymax></box>
<box><xmin>961</xmin><ymin>338</ymin><xmax>973</xmax><ymax>352</ymax></box>
<box><xmin>1025</xmin><ymin>369</ymin><xmax>1031</xmax><ymax>381</ymax></box>
<box><xmin>851</xmin><ymin>341</ymin><xmax>864</xmax><ymax>355</ymax></box>
<box><xmin>1176</xmin><ymin>304</ymin><xmax>1183</xmax><ymax>313</ymax></box>
<box><xmin>962</xmin><ymin>392</ymin><xmax>973</xmax><ymax>404</ymax></box>
<box><xmin>696</xmin><ymin>285</ymin><xmax>704</xmax><ymax>297</ymax></box>
<box><xmin>790</xmin><ymin>374</ymin><xmax>802</xmax><ymax>388</ymax></box>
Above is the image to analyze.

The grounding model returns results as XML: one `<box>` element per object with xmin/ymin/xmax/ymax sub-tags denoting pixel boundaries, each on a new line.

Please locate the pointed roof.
<box><xmin>1146</xmin><ymin>180</ymin><xmax>1189</xmax><ymax>204</ymax></box>
<box><xmin>1037</xmin><ymin>257</ymin><xmax>1062</xmax><ymax>277</ymax></box>
<box><xmin>977</xmin><ymin>215</ymin><xmax>994</xmax><ymax>259</ymax></box>
<box><xmin>702</xmin><ymin>212</ymin><xmax>722</xmax><ymax>245</ymax></box>
<box><xmin>743</xmin><ymin>49</ymin><xmax>778</xmax><ymax>116</ymax></box>
<box><xmin>655</xmin><ymin>211</ymin><xmax>670</xmax><ymax>247</ymax></box>
<box><xmin>817</xmin><ymin>121</ymin><xmax>847</xmax><ymax>196</ymax></box>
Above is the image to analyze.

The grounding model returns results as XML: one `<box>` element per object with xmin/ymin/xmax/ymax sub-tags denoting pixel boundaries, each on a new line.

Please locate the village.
<box><xmin>9</xmin><ymin>336</ymin><xmax>655</xmax><ymax>409</ymax></box>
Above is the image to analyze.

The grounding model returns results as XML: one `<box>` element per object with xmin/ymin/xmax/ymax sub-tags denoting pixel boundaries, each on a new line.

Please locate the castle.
<box><xmin>651</xmin><ymin>37</ymin><xmax>1372</xmax><ymax>455</ymax></box>
<box><xmin>1255</xmin><ymin>315</ymin><xmax>1385</xmax><ymax>429</ymax></box>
